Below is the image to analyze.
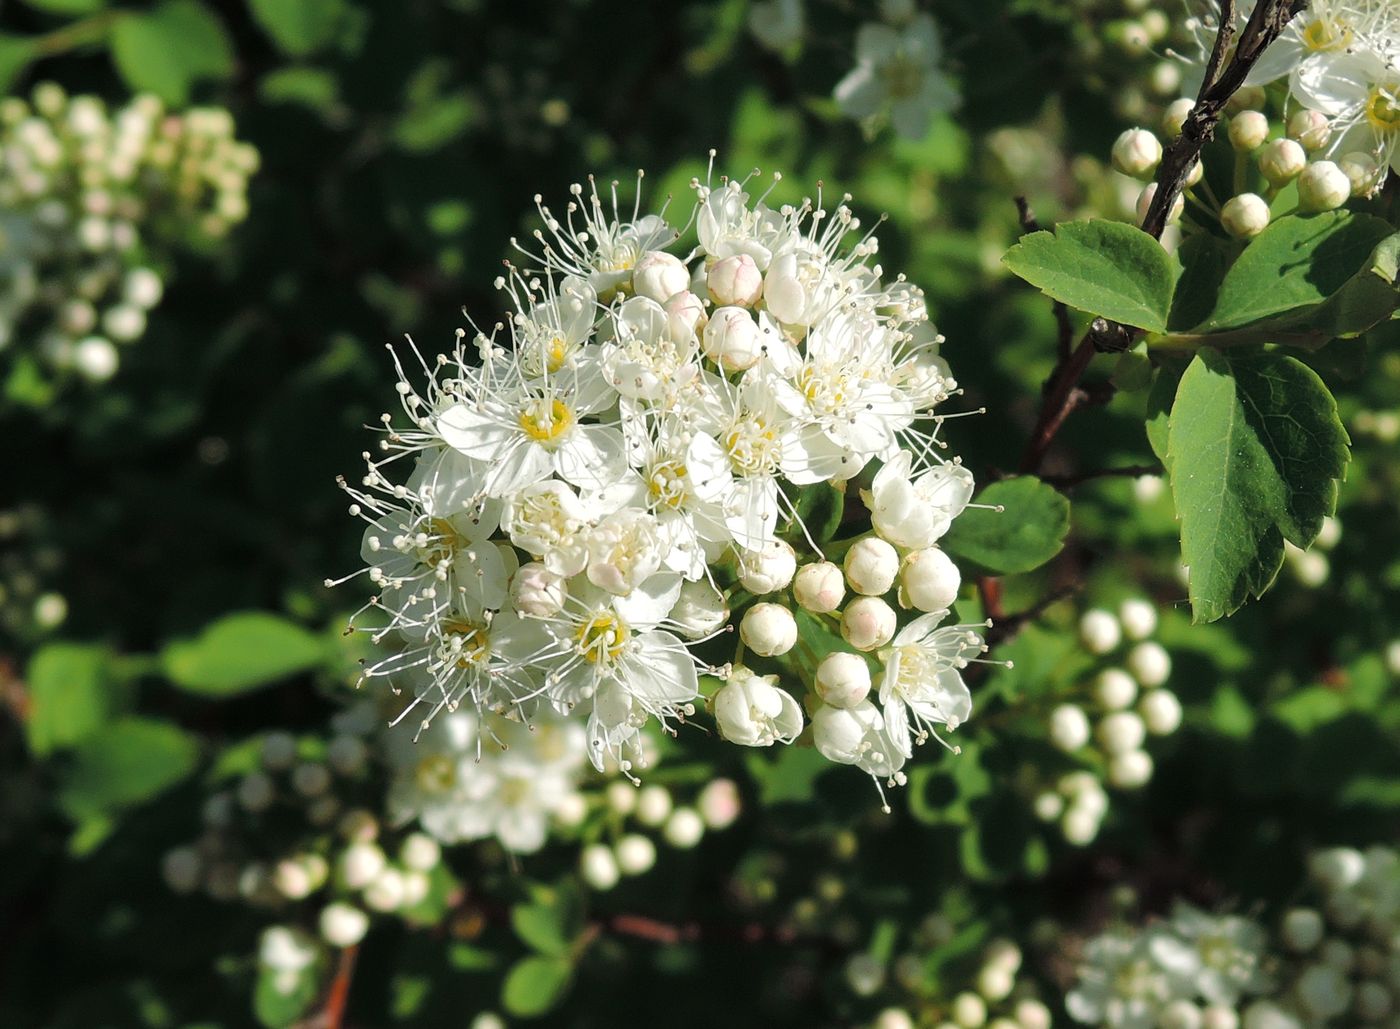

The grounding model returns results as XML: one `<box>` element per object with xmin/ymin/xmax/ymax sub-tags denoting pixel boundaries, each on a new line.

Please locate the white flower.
<box><xmin>877</xmin><ymin>611</ymin><xmax>979</xmax><ymax>757</ymax></box>
<box><xmin>1148</xmin><ymin>903</ymin><xmax>1271</xmax><ymax>1007</ymax></box>
<box><xmin>713</xmin><ymin>667</ymin><xmax>803</xmax><ymax>746</ymax></box>
<box><xmin>865</xmin><ymin>450</ymin><xmax>974</xmax><ymax>549</ymax></box>
<box><xmin>500</xmin><ymin>479</ymin><xmax>594</xmax><ymax>576</ymax></box>
<box><xmin>748</xmin><ymin>0</ymin><xmax>804</xmax><ymax>52</ymax></box>
<box><xmin>1067</xmin><ymin>929</ymin><xmax>1185</xmax><ymax>1028</ymax></box>
<box><xmin>834</xmin><ymin>15</ymin><xmax>959</xmax><ymax>139</ymax></box>
<box><xmin>811</xmin><ymin>700</ymin><xmax>907</xmax><ymax>783</ymax></box>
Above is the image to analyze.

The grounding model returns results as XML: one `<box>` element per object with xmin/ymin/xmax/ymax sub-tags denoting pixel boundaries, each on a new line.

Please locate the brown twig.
<box><xmin>317</xmin><ymin>944</ymin><xmax>359</xmax><ymax>1029</ymax></box>
<box><xmin>1042</xmin><ymin>463</ymin><xmax>1164</xmax><ymax>489</ymax></box>
<box><xmin>985</xmin><ymin>581</ymin><xmax>1085</xmax><ymax>648</ymax></box>
<box><xmin>1014</xmin><ymin>196</ymin><xmax>1074</xmax><ymax>362</ymax></box>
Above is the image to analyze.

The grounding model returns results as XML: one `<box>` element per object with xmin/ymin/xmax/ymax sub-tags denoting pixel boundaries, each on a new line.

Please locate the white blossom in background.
<box><xmin>834</xmin><ymin>13</ymin><xmax>960</xmax><ymax>139</ymax></box>
<box><xmin>0</xmin><ymin>83</ymin><xmax>258</xmax><ymax>382</ymax></box>
<box><xmin>336</xmin><ymin>154</ymin><xmax>987</xmax><ymax>804</ymax></box>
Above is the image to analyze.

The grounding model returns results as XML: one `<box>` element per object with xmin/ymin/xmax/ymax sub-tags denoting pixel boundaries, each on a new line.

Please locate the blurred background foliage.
<box><xmin>2</xmin><ymin>0</ymin><xmax>1398</xmax><ymax>1026</ymax></box>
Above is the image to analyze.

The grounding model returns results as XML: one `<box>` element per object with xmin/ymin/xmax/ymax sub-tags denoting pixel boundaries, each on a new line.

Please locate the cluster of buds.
<box><xmin>0</xmin><ymin>504</ymin><xmax>67</xmax><ymax>640</ymax></box>
<box><xmin>1032</xmin><ymin>601</ymin><xmax>1179</xmax><ymax>845</ymax></box>
<box><xmin>0</xmin><ymin>83</ymin><xmax>258</xmax><ymax>383</ymax></box>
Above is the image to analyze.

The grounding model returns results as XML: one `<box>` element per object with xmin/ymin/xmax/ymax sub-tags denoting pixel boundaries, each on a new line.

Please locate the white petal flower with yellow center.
<box><xmin>877</xmin><ymin>611</ymin><xmax>980</xmax><ymax>757</ymax></box>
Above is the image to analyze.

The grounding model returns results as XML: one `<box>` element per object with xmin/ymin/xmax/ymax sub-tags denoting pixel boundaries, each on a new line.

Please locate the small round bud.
<box><xmin>669</xmin><ymin>579</ymin><xmax>729</xmax><ymax>639</ymax></box>
<box><xmin>1222</xmin><ymin>193</ymin><xmax>1271</xmax><ymax>239</ymax></box>
<box><xmin>1339</xmin><ymin>151</ymin><xmax>1383</xmax><ymax>198</ymax></box>
<box><xmin>339</xmin><ymin>809</ymin><xmax>379</xmax><ymax>843</ymax></box>
<box><xmin>1298</xmin><ymin>161</ymin><xmax>1351</xmax><ymax>212</ymax></box>
<box><xmin>320</xmin><ymin>903</ymin><xmax>369</xmax><ymax>948</ymax></box>
<box><xmin>873</xmin><ymin>1009</ymin><xmax>915</xmax><ymax>1029</ymax></box>
<box><xmin>843</xmin><ymin>536</ymin><xmax>900</xmax><ymax>596</ymax></box>
<box><xmin>1201</xmin><ymin>1006</ymin><xmax>1239</xmax><ymax>1029</ymax></box>
<box><xmin>1079</xmin><ymin>609</ymin><xmax>1121</xmax><ymax>655</ymax></box>
<box><xmin>1160</xmin><ymin>1000</ymin><xmax>1204</xmax><ymax>1029</ymax></box>
<box><xmin>124</xmin><ymin>267</ymin><xmax>163</xmax><ymax>309</ymax></box>
<box><xmin>615</xmin><ymin>834</ymin><xmax>657</xmax><ymax>876</ymax></box>
<box><xmin>1032</xmin><ymin>790</ymin><xmax>1065</xmax><ymax>821</ymax></box>
<box><xmin>1241</xmin><ymin>1000</ymin><xmax>1299</xmax><ymax>1029</ymax></box>
<box><xmin>1298</xmin><ymin>963</ymin><xmax>1352</xmax><ymax>1019</ymax></box>
<box><xmin>1061</xmin><ymin>805</ymin><xmax>1103</xmax><ymax>846</ymax></box>
<box><xmin>1127</xmin><ymin>641</ymin><xmax>1171</xmax><ymax>686</ymax></box>
<box><xmin>1098</xmin><ymin>711</ymin><xmax>1147</xmax><ymax>755</ymax></box>
<box><xmin>1184</xmin><ymin>158</ymin><xmax>1204</xmax><ymax>187</ymax></box>
<box><xmin>1258</xmin><ymin>138</ymin><xmax>1307</xmax><ymax>185</ymax></box>
<box><xmin>1112</xmin><ymin>128</ymin><xmax>1163</xmax><ymax>179</ymax></box>
<box><xmin>951</xmin><ymin>990</ymin><xmax>987</xmax><ymax>1028</ymax></box>
<box><xmin>1139</xmin><ymin>689</ymin><xmax>1183</xmax><ymax>735</ymax></box>
<box><xmin>292</xmin><ymin>762</ymin><xmax>332</xmax><ymax>797</ymax></box>
<box><xmin>365</xmin><ymin>868</ymin><xmax>407</xmax><ymax>912</ymax></box>
<box><xmin>1309</xmin><ymin>846</ymin><xmax>1365</xmax><ymax>889</ymax></box>
<box><xmin>1282</xmin><ymin>907</ymin><xmax>1325</xmax><ymax>952</ymax></box>
<box><xmin>1315</xmin><ymin>515</ymin><xmax>1341</xmax><ymax>550</ymax></box>
<box><xmin>511</xmin><ymin>562</ymin><xmax>565</xmax><ymax>617</ymax></box>
<box><xmin>580</xmin><ymin>843</ymin><xmax>620</xmax><ymax>890</ymax></box>
<box><xmin>1136</xmin><ymin>183</ymin><xmax>1184</xmax><ymax>225</ymax></box>
<box><xmin>740</xmin><ymin>602</ymin><xmax>797</xmax><ymax>657</ymax></box>
<box><xmin>663</xmin><ymin>808</ymin><xmax>705</xmax><ymax>848</ymax></box>
<box><xmin>845</xmin><ymin>953</ymin><xmax>885</xmax><ymax>997</ymax></box>
<box><xmin>399</xmin><ymin>833</ymin><xmax>441</xmax><ymax>873</ymax></box>
<box><xmin>1014</xmin><ymin>1000</ymin><xmax>1052</xmax><ymax>1029</ymax></box>
<box><xmin>737</xmin><ymin>539</ymin><xmax>797</xmax><ymax>594</ymax></box>
<box><xmin>1225</xmin><ymin>85</ymin><xmax>1266</xmax><ymax>113</ymax></box>
<box><xmin>793</xmin><ymin>561</ymin><xmax>845</xmax><ymax>613</ymax></box>
<box><xmin>606</xmin><ymin>779</ymin><xmax>637</xmax><ymax>816</ymax></box>
<box><xmin>1049</xmin><ymin>703</ymin><xmax>1091</xmax><ymax>752</ymax></box>
<box><xmin>1320</xmin><ymin>936</ymin><xmax>1356</xmax><ymax>967</ymax></box>
<box><xmin>162</xmin><ymin>847</ymin><xmax>203</xmax><ymax>894</ymax></box>
<box><xmin>73</xmin><ymin>336</ymin><xmax>118</xmax><ymax>381</ymax></box>
<box><xmin>707</xmin><ymin>253</ymin><xmax>764</xmax><ymax>307</ymax></box>
<box><xmin>1118</xmin><ymin>598</ymin><xmax>1157</xmax><ymax>640</ymax></box>
<box><xmin>983</xmin><ymin>938</ymin><xmax>1021</xmax><ymax>974</ymax></box>
<box><xmin>899</xmin><ymin>547</ymin><xmax>961</xmax><ymax>612</ymax></box>
<box><xmin>273</xmin><ymin>858</ymin><xmax>315</xmax><ymax>900</ymax></box>
<box><xmin>261</xmin><ymin>731</ymin><xmax>298</xmax><ymax>771</ymax></box>
<box><xmin>631</xmin><ymin>250</ymin><xmax>690</xmax><ymax>303</ymax></box>
<box><xmin>237</xmin><ymin>771</ymin><xmax>276</xmax><ymax>813</ymax></box>
<box><xmin>815</xmin><ymin>651</ymin><xmax>872</xmax><ymax>709</ymax></box>
<box><xmin>1107</xmin><ymin>748</ymin><xmax>1154</xmax><ymax>788</ymax></box>
<box><xmin>327</xmin><ymin>735</ymin><xmax>368</xmax><ymax>776</ymax></box>
<box><xmin>103</xmin><ymin>304</ymin><xmax>146</xmax><ymax>342</ymax></box>
<box><xmin>702</xmin><ymin>306</ymin><xmax>763</xmax><ymax>371</ymax></box>
<box><xmin>975</xmin><ymin>963</ymin><xmax>1014</xmax><ymax>1002</ymax></box>
<box><xmin>1288</xmin><ymin>109</ymin><xmax>1331</xmax><ymax>151</ymax></box>
<box><xmin>340</xmin><ymin>842</ymin><xmax>386</xmax><ymax>890</ymax></box>
<box><xmin>698</xmin><ymin>778</ymin><xmax>741</xmax><ymax>829</ymax></box>
<box><xmin>635</xmin><ymin>785</ymin><xmax>672</xmax><ymax>826</ymax></box>
<box><xmin>1095</xmin><ymin>668</ymin><xmax>1139</xmax><ymax>711</ymax></box>
<box><xmin>1228</xmin><ymin>111</ymin><xmax>1269</xmax><ymax>151</ymax></box>
<box><xmin>663</xmin><ymin>289</ymin><xmax>707</xmax><ymax>340</ymax></box>
<box><xmin>840</xmin><ymin>596</ymin><xmax>897</xmax><ymax>652</ymax></box>
<box><xmin>1162</xmin><ymin>98</ymin><xmax>1195</xmax><ymax>137</ymax></box>
<box><xmin>1355</xmin><ymin>981</ymin><xmax>1392</xmax><ymax>1021</ymax></box>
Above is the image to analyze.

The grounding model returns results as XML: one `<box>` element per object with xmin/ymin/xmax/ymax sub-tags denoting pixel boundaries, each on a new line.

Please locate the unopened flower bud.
<box><xmin>320</xmin><ymin>902</ymin><xmax>369</xmax><ymax>948</ymax></box>
<box><xmin>291</xmin><ymin>762</ymin><xmax>331</xmax><ymax>797</ymax></box>
<box><xmin>843</xmin><ymin>536</ymin><xmax>899</xmax><ymax>596</ymax></box>
<box><xmin>1049</xmin><ymin>703</ymin><xmax>1091</xmax><ymax>752</ymax></box>
<box><xmin>238</xmin><ymin>771</ymin><xmax>276</xmax><ymax>812</ymax></box>
<box><xmin>1184</xmin><ymin>158</ymin><xmax>1204</xmax><ymax>187</ymax></box>
<box><xmin>663</xmin><ymin>807</ymin><xmax>705</xmax><ymax>848</ymax></box>
<box><xmin>1258</xmin><ymin>138</ymin><xmax>1306</xmax><ymax>185</ymax></box>
<box><xmin>74</xmin><ymin>336</ymin><xmax>118</xmax><ymax>381</ymax></box>
<box><xmin>976</xmin><ymin>963</ymin><xmax>1014</xmax><ymax>1001</ymax></box>
<box><xmin>1061</xmin><ymin>805</ymin><xmax>1102</xmax><ymax>846</ymax></box>
<box><xmin>162</xmin><ymin>847</ymin><xmax>203</xmax><ymax>893</ymax></box>
<box><xmin>1338</xmin><ymin>151</ymin><xmax>1382</xmax><ymax>198</ymax></box>
<box><xmin>580</xmin><ymin>843</ymin><xmax>620</xmax><ymax>890</ymax></box>
<box><xmin>1014</xmin><ymin>1000</ymin><xmax>1052</xmax><ymax>1029</ymax></box>
<box><xmin>1032</xmin><ymin>790</ymin><xmax>1064</xmax><ymax>821</ymax></box>
<box><xmin>631</xmin><ymin>250</ymin><xmax>690</xmax><ymax>303</ymax></box>
<box><xmin>1098</xmin><ymin>711</ymin><xmax>1147</xmax><ymax>754</ymax></box>
<box><xmin>340</xmin><ymin>842</ymin><xmax>386</xmax><ymax>890</ymax></box>
<box><xmin>739</xmin><ymin>602</ymin><xmax>797</xmax><ymax>657</ymax></box>
<box><xmin>1225</xmin><ymin>85</ymin><xmax>1266</xmax><ymax>114</ymax></box>
<box><xmin>794</xmin><ymin>561</ymin><xmax>845</xmax><ymax>613</ymax></box>
<box><xmin>1162</xmin><ymin>98</ymin><xmax>1194</xmax><ymax>137</ymax></box>
<box><xmin>615</xmin><ymin>834</ymin><xmax>657</xmax><ymax>875</ymax></box>
<box><xmin>261</xmin><ymin>731</ymin><xmax>298</xmax><ymax>771</ymax></box>
<box><xmin>1095</xmin><ymin>668</ymin><xmax>1138</xmax><ymax>710</ymax></box>
<box><xmin>707</xmin><ymin>253</ymin><xmax>764</xmax><ymax>307</ymax></box>
<box><xmin>840</xmin><ymin>596</ymin><xmax>896</xmax><ymax>651</ymax></box>
<box><xmin>663</xmin><ymin>289</ymin><xmax>707</xmax><ymax>340</ymax></box>
<box><xmin>1079</xmin><ymin>609</ymin><xmax>1121</xmax><ymax>654</ymax></box>
<box><xmin>1354</xmin><ymin>981</ymin><xmax>1392</xmax><ymax>1021</ymax></box>
<box><xmin>1108</xmin><ymin>748</ymin><xmax>1154</xmax><ymax>788</ymax></box>
<box><xmin>702</xmin><ymin>306</ymin><xmax>763</xmax><ymax>370</ymax></box>
<box><xmin>1222</xmin><ymin>193</ymin><xmax>1271</xmax><ymax>238</ymax></box>
<box><xmin>511</xmin><ymin>562</ymin><xmax>566</xmax><ymax>617</ymax></box>
<box><xmin>1282</xmin><ymin>907</ymin><xmax>1325</xmax><ymax>952</ymax></box>
<box><xmin>737</xmin><ymin>539</ymin><xmax>797</xmax><ymax>594</ymax></box>
<box><xmin>951</xmin><ymin>991</ymin><xmax>987</xmax><ymax>1028</ymax></box>
<box><xmin>1298</xmin><ymin>964</ymin><xmax>1352</xmax><ymax>1019</ymax></box>
<box><xmin>635</xmin><ymin>784</ymin><xmax>672</xmax><ymax>826</ymax></box>
<box><xmin>1112</xmin><ymin>127</ymin><xmax>1163</xmax><ymax>178</ymax></box>
<box><xmin>1309</xmin><ymin>846</ymin><xmax>1365</xmax><ymax>889</ymax></box>
<box><xmin>365</xmin><ymin>868</ymin><xmax>407</xmax><ymax>912</ymax></box>
<box><xmin>1287</xmin><ymin>109</ymin><xmax>1331</xmax><ymax>151</ymax></box>
<box><xmin>1228</xmin><ymin>111</ymin><xmax>1269</xmax><ymax>151</ymax></box>
<box><xmin>899</xmin><ymin>547</ymin><xmax>961</xmax><ymax>612</ymax></box>
<box><xmin>1139</xmin><ymin>689</ymin><xmax>1182</xmax><ymax>734</ymax></box>
<box><xmin>1298</xmin><ymin>161</ymin><xmax>1351</xmax><ymax>212</ymax></box>
<box><xmin>1159</xmin><ymin>1000</ymin><xmax>1204</xmax><ymax>1029</ymax></box>
<box><xmin>815</xmin><ymin>651</ymin><xmax>872</xmax><ymax>709</ymax></box>
<box><xmin>1137</xmin><ymin>182</ymin><xmax>1184</xmax><ymax>225</ymax></box>
<box><xmin>328</xmin><ymin>734</ymin><xmax>368</xmax><ymax>775</ymax></box>
<box><xmin>1201</xmin><ymin>1005</ymin><xmax>1238</xmax><ymax>1029</ymax></box>
<box><xmin>1128</xmin><ymin>641</ymin><xmax>1171</xmax><ymax>686</ymax></box>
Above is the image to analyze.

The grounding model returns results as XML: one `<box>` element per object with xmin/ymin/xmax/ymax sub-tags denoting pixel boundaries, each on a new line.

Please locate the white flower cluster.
<box><xmin>1033</xmin><ymin>601</ymin><xmax>1178</xmax><ymax>846</ymax></box>
<box><xmin>1068</xmin><ymin>844</ymin><xmax>1400</xmax><ymax>1028</ymax></box>
<box><xmin>338</xmin><ymin>159</ymin><xmax>984</xmax><ymax>798</ymax></box>
<box><xmin>746</xmin><ymin>0</ymin><xmax>959</xmax><ymax>140</ymax></box>
<box><xmin>0</xmin><ymin>82</ymin><xmax>258</xmax><ymax>382</ymax></box>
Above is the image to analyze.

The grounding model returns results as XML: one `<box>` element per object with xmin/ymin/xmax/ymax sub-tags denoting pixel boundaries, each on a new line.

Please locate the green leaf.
<box><xmin>942</xmin><ymin>476</ymin><xmax>1069</xmax><ymax>574</ymax></box>
<box><xmin>511</xmin><ymin>902</ymin><xmax>570</xmax><ymax>957</ymax></box>
<box><xmin>0</xmin><ymin>33</ymin><xmax>37</xmax><ymax>94</ymax></box>
<box><xmin>111</xmin><ymin>2</ymin><xmax>234</xmax><ymax>104</ymax></box>
<box><xmin>25</xmin><ymin>643</ymin><xmax>126</xmax><ymax>756</ymax></box>
<box><xmin>1190</xmin><ymin>212</ymin><xmax>1400</xmax><ymax>344</ymax></box>
<box><xmin>247</xmin><ymin>0</ymin><xmax>346</xmax><ymax>56</ymax></box>
<box><xmin>21</xmin><ymin>0</ymin><xmax>105</xmax><ymax>13</ymax></box>
<box><xmin>260</xmin><ymin>67</ymin><xmax>341</xmax><ymax>112</ymax></box>
<box><xmin>501</xmin><ymin>956</ymin><xmax>572</xmax><ymax>1018</ymax></box>
<box><xmin>1166</xmin><ymin>348</ymin><xmax>1350</xmax><ymax>621</ymax></box>
<box><xmin>253</xmin><ymin>960</ymin><xmax>319</xmax><ymax>1029</ymax></box>
<box><xmin>782</xmin><ymin>482</ymin><xmax>844</xmax><ymax>547</ymax></box>
<box><xmin>1167</xmin><ymin>233</ymin><xmax>1234</xmax><ymax>331</ymax></box>
<box><xmin>1144</xmin><ymin>364</ymin><xmax>1180</xmax><ymax>463</ymax></box>
<box><xmin>57</xmin><ymin>717</ymin><xmax>198</xmax><ymax>821</ymax></box>
<box><xmin>1002</xmin><ymin>219</ymin><xmax>1176</xmax><ymax>332</ymax></box>
<box><xmin>162</xmin><ymin>612</ymin><xmax>326</xmax><ymax>696</ymax></box>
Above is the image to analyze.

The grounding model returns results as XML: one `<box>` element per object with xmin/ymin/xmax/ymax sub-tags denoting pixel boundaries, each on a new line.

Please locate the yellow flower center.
<box><xmin>442</xmin><ymin>618</ymin><xmax>491</xmax><ymax>668</ymax></box>
<box><xmin>725</xmin><ymin>417</ymin><xmax>781</xmax><ymax>477</ymax></box>
<box><xmin>416</xmin><ymin>516</ymin><xmax>462</xmax><ymax>566</ymax></box>
<box><xmin>545</xmin><ymin>335</ymin><xmax>568</xmax><ymax>373</ymax></box>
<box><xmin>1301</xmin><ymin>16</ymin><xmax>1353</xmax><ymax>52</ymax></box>
<box><xmin>575</xmin><ymin>610</ymin><xmax>629</xmax><ymax>663</ymax></box>
<box><xmin>1365</xmin><ymin>84</ymin><xmax>1400</xmax><ymax>134</ymax></box>
<box><xmin>415</xmin><ymin>753</ymin><xmax>457</xmax><ymax>793</ymax></box>
<box><xmin>648</xmin><ymin>461</ymin><xmax>689</xmax><ymax>509</ymax></box>
<box><xmin>880</xmin><ymin>55</ymin><xmax>924</xmax><ymax>100</ymax></box>
<box><xmin>518</xmin><ymin>397</ymin><xmax>575</xmax><ymax>443</ymax></box>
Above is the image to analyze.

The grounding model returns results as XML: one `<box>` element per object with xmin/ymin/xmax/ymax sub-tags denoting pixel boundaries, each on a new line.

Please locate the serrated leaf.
<box><xmin>247</xmin><ymin>0</ymin><xmax>346</xmax><ymax>56</ymax></box>
<box><xmin>942</xmin><ymin>476</ymin><xmax>1069</xmax><ymax>574</ymax></box>
<box><xmin>1144</xmin><ymin>363</ymin><xmax>1182</xmax><ymax>463</ymax></box>
<box><xmin>1190</xmin><ymin>212</ymin><xmax>1400</xmax><ymax>344</ymax></box>
<box><xmin>1166</xmin><ymin>348</ymin><xmax>1349</xmax><ymax>621</ymax></box>
<box><xmin>511</xmin><ymin>903</ymin><xmax>570</xmax><ymax>957</ymax></box>
<box><xmin>1167</xmin><ymin>233</ymin><xmax>1234</xmax><ymax>331</ymax></box>
<box><xmin>162</xmin><ymin>612</ymin><xmax>326</xmax><ymax>695</ymax></box>
<box><xmin>25</xmin><ymin>643</ymin><xmax>127</xmax><ymax>756</ymax></box>
<box><xmin>57</xmin><ymin>717</ymin><xmax>198</xmax><ymax>821</ymax></box>
<box><xmin>501</xmin><ymin>956</ymin><xmax>572</xmax><ymax>1017</ymax></box>
<box><xmin>111</xmin><ymin>2</ymin><xmax>234</xmax><ymax>104</ymax></box>
<box><xmin>1002</xmin><ymin>219</ymin><xmax>1176</xmax><ymax>333</ymax></box>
